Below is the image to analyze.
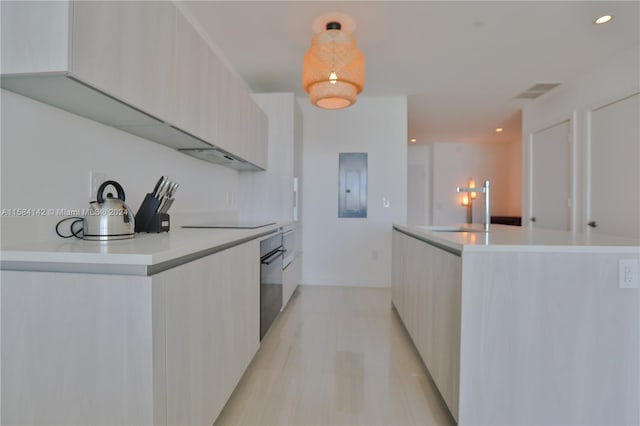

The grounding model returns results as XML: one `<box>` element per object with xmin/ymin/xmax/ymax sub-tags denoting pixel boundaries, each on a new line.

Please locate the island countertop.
<box><xmin>0</xmin><ymin>223</ymin><xmax>287</xmax><ymax>275</ymax></box>
<box><xmin>392</xmin><ymin>223</ymin><xmax>639</xmax><ymax>425</ymax></box>
<box><xmin>393</xmin><ymin>223</ymin><xmax>640</xmax><ymax>255</ymax></box>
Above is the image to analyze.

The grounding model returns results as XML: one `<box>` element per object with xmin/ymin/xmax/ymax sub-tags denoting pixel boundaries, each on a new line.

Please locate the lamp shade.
<box><xmin>302</xmin><ymin>22</ymin><xmax>365</xmax><ymax>109</ymax></box>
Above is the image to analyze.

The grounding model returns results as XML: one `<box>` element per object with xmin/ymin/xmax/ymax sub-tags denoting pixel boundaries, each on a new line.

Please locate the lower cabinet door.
<box><xmin>282</xmin><ymin>254</ymin><xmax>301</xmax><ymax>308</ymax></box>
<box><xmin>391</xmin><ymin>229</ymin><xmax>462</xmax><ymax>421</ymax></box>
<box><xmin>154</xmin><ymin>239</ymin><xmax>260</xmax><ymax>425</ymax></box>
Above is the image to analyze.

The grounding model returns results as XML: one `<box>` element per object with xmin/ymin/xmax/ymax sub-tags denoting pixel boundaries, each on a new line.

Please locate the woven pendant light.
<box><xmin>302</xmin><ymin>21</ymin><xmax>365</xmax><ymax>110</ymax></box>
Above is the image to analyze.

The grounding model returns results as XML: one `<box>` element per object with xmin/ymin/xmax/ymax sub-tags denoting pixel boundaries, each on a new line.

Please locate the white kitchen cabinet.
<box><xmin>393</xmin><ymin>224</ymin><xmax>639</xmax><ymax>425</ymax></box>
<box><xmin>283</xmin><ymin>254</ymin><xmax>301</xmax><ymax>308</ymax></box>
<box><xmin>234</xmin><ymin>79</ymin><xmax>250</xmax><ymax>159</ymax></box>
<box><xmin>245</xmin><ymin>95</ymin><xmax>269</xmax><ymax>168</ymax></box>
<box><xmin>156</xmin><ymin>239</ymin><xmax>260</xmax><ymax>425</ymax></box>
<box><xmin>171</xmin><ymin>8</ymin><xmax>211</xmax><ymax>143</ymax></box>
<box><xmin>239</xmin><ymin>93</ymin><xmax>301</xmax><ymax>220</ymax></box>
<box><xmin>71</xmin><ymin>1</ymin><xmax>175</xmax><ymax>123</ymax></box>
<box><xmin>1</xmin><ymin>238</ymin><xmax>261</xmax><ymax>426</ymax></box>
<box><xmin>391</xmin><ymin>229</ymin><xmax>462</xmax><ymax>421</ymax></box>
<box><xmin>238</xmin><ymin>93</ymin><xmax>302</xmax><ymax>299</ymax></box>
<box><xmin>0</xmin><ymin>271</ymin><xmax>163</xmax><ymax>426</ymax></box>
<box><xmin>0</xmin><ymin>1</ymin><xmax>70</xmax><ymax>74</ymax></box>
<box><xmin>0</xmin><ymin>0</ymin><xmax>267</xmax><ymax>169</ymax></box>
<box><xmin>391</xmin><ymin>230</ymin><xmax>406</xmax><ymax>315</ymax></box>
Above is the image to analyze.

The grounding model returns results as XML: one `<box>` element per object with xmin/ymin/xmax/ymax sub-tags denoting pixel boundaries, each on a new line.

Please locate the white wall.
<box><xmin>0</xmin><ymin>89</ymin><xmax>239</xmax><ymax>243</ymax></box>
<box><xmin>407</xmin><ymin>140</ymin><xmax>521</xmax><ymax>227</ymax></box>
<box><xmin>430</xmin><ymin>142</ymin><xmax>520</xmax><ymax>225</ymax></box>
<box><xmin>407</xmin><ymin>144</ymin><xmax>431</xmax><ymax>225</ymax></box>
<box><xmin>522</xmin><ymin>47</ymin><xmax>640</xmax><ymax>233</ymax></box>
<box><xmin>300</xmin><ymin>96</ymin><xmax>407</xmax><ymax>288</ymax></box>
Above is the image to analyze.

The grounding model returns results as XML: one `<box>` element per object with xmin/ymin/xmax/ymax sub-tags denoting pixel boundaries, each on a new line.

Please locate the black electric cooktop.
<box><xmin>182</xmin><ymin>221</ymin><xmax>276</xmax><ymax>229</ymax></box>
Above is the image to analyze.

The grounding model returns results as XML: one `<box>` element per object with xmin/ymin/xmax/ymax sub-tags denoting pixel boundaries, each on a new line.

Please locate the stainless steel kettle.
<box><xmin>83</xmin><ymin>180</ymin><xmax>135</xmax><ymax>241</ymax></box>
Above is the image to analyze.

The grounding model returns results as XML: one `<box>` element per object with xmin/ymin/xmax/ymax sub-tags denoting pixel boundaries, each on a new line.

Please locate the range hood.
<box><xmin>1</xmin><ymin>73</ymin><xmax>264</xmax><ymax>171</ymax></box>
<box><xmin>178</xmin><ymin>147</ymin><xmax>259</xmax><ymax>171</ymax></box>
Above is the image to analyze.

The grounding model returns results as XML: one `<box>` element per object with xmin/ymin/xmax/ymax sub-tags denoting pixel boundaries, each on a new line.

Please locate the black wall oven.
<box><xmin>260</xmin><ymin>232</ymin><xmax>284</xmax><ymax>340</ymax></box>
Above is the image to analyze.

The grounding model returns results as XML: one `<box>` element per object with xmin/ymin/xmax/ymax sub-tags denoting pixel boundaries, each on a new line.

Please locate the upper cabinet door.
<box><xmin>70</xmin><ymin>1</ymin><xmax>175</xmax><ymax>122</ymax></box>
<box><xmin>171</xmin><ymin>10</ymin><xmax>211</xmax><ymax>142</ymax></box>
<box><xmin>247</xmin><ymin>98</ymin><xmax>268</xmax><ymax>169</ymax></box>
<box><xmin>2</xmin><ymin>1</ymin><xmax>267</xmax><ymax>169</ymax></box>
<box><xmin>0</xmin><ymin>1</ymin><xmax>71</xmax><ymax>74</ymax></box>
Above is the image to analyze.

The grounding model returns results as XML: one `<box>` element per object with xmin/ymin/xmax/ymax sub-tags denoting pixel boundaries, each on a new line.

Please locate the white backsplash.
<box><xmin>0</xmin><ymin>89</ymin><xmax>241</xmax><ymax>244</ymax></box>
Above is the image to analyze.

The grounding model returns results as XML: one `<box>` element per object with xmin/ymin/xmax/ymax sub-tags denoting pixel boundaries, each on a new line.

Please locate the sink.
<box><xmin>416</xmin><ymin>225</ymin><xmax>488</xmax><ymax>233</ymax></box>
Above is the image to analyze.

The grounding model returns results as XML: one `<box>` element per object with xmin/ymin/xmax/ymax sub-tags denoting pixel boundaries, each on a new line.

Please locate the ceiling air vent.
<box><xmin>515</xmin><ymin>82</ymin><xmax>561</xmax><ymax>99</ymax></box>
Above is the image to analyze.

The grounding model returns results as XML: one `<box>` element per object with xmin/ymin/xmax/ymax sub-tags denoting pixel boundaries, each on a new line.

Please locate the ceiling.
<box><xmin>181</xmin><ymin>1</ymin><xmax>639</xmax><ymax>145</ymax></box>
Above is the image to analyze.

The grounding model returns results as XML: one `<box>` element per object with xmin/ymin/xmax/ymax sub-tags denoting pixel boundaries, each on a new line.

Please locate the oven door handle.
<box><xmin>261</xmin><ymin>249</ymin><xmax>284</xmax><ymax>265</ymax></box>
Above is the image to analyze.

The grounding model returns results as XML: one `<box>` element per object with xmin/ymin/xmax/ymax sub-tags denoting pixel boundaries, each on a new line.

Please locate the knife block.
<box><xmin>134</xmin><ymin>193</ymin><xmax>170</xmax><ymax>233</ymax></box>
<box><xmin>145</xmin><ymin>213</ymin><xmax>170</xmax><ymax>233</ymax></box>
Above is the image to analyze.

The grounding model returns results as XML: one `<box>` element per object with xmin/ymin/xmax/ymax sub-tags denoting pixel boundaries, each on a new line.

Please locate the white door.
<box><xmin>530</xmin><ymin>120</ymin><xmax>571</xmax><ymax>230</ymax></box>
<box><xmin>588</xmin><ymin>93</ymin><xmax>640</xmax><ymax>238</ymax></box>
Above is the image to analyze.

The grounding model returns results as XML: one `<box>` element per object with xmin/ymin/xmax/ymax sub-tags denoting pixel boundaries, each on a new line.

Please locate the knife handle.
<box><xmin>152</xmin><ymin>176</ymin><xmax>167</xmax><ymax>198</ymax></box>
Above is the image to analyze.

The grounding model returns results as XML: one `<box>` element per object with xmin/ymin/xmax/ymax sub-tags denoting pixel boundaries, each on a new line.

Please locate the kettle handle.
<box><xmin>97</xmin><ymin>180</ymin><xmax>126</xmax><ymax>203</ymax></box>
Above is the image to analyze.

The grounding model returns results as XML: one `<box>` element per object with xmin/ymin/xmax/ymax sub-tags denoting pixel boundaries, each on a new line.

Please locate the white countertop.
<box><xmin>1</xmin><ymin>223</ymin><xmax>286</xmax><ymax>275</ymax></box>
<box><xmin>394</xmin><ymin>223</ymin><xmax>640</xmax><ymax>254</ymax></box>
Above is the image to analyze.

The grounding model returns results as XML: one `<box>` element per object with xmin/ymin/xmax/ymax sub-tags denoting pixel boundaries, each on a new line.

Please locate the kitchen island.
<box><xmin>1</xmin><ymin>224</ymin><xmax>288</xmax><ymax>426</ymax></box>
<box><xmin>392</xmin><ymin>224</ymin><xmax>639</xmax><ymax>426</ymax></box>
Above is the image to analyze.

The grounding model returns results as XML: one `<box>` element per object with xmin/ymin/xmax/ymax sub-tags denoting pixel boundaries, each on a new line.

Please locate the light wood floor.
<box><xmin>215</xmin><ymin>285</ymin><xmax>456</xmax><ymax>426</ymax></box>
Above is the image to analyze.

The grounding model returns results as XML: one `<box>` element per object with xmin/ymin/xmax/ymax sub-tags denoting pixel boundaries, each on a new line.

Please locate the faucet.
<box><xmin>457</xmin><ymin>180</ymin><xmax>491</xmax><ymax>231</ymax></box>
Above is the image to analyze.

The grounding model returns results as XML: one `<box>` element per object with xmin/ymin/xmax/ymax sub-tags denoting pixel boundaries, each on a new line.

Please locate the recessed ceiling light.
<box><xmin>410</xmin><ymin>138</ymin><xmax>417</xmax><ymax>143</ymax></box>
<box><xmin>495</xmin><ymin>128</ymin><xmax>504</xmax><ymax>133</ymax></box>
<box><xmin>594</xmin><ymin>15</ymin><xmax>613</xmax><ymax>25</ymax></box>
